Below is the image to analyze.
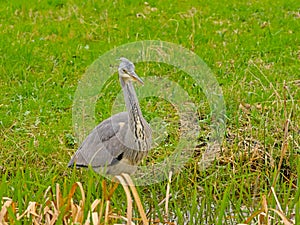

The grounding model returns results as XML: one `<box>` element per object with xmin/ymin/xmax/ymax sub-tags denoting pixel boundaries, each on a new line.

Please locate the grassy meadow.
<box><xmin>0</xmin><ymin>0</ymin><xmax>299</xmax><ymax>224</ymax></box>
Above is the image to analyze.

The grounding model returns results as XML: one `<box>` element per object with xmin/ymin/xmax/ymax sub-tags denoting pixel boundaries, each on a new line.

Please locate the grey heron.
<box><xmin>68</xmin><ymin>57</ymin><xmax>152</xmax><ymax>176</ymax></box>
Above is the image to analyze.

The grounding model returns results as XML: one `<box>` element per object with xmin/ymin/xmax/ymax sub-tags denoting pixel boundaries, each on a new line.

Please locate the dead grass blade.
<box><xmin>269</xmin><ymin>208</ymin><xmax>293</xmax><ymax>225</ymax></box>
<box><xmin>97</xmin><ymin>198</ymin><xmax>105</xmax><ymax>225</ymax></box>
<box><xmin>0</xmin><ymin>179</ymin><xmax>151</xmax><ymax>225</ymax></box>
<box><xmin>17</xmin><ymin>201</ymin><xmax>41</xmax><ymax>220</ymax></box>
<box><xmin>270</xmin><ymin>187</ymin><xmax>294</xmax><ymax>225</ymax></box>
<box><xmin>243</xmin><ymin>209</ymin><xmax>263</xmax><ymax>224</ymax></box>
<box><xmin>165</xmin><ymin>170</ymin><xmax>173</xmax><ymax>218</ymax></box>
<box><xmin>105</xmin><ymin>199</ymin><xmax>111</xmax><ymax>224</ymax></box>
<box><xmin>67</xmin><ymin>182</ymin><xmax>86</xmax><ymax>223</ymax></box>
<box><xmin>0</xmin><ymin>198</ymin><xmax>14</xmax><ymax>224</ymax></box>
<box><xmin>122</xmin><ymin>173</ymin><xmax>149</xmax><ymax>225</ymax></box>
<box><xmin>259</xmin><ymin>195</ymin><xmax>268</xmax><ymax>225</ymax></box>
<box><xmin>115</xmin><ymin>175</ymin><xmax>133</xmax><ymax>225</ymax></box>
<box><xmin>109</xmin><ymin>213</ymin><xmax>136</xmax><ymax>224</ymax></box>
<box><xmin>243</xmin><ymin>191</ymin><xmax>295</xmax><ymax>225</ymax></box>
<box><xmin>108</xmin><ymin>182</ymin><xmax>120</xmax><ymax>200</ymax></box>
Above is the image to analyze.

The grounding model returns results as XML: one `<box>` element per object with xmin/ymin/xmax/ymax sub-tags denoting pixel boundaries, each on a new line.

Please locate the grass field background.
<box><xmin>0</xmin><ymin>0</ymin><xmax>299</xmax><ymax>224</ymax></box>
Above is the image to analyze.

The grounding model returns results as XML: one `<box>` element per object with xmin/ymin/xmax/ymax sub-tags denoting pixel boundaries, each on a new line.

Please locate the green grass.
<box><xmin>1</xmin><ymin>0</ymin><xmax>299</xmax><ymax>224</ymax></box>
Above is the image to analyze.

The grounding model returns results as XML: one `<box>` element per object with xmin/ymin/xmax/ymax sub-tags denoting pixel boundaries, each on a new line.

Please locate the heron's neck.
<box><xmin>120</xmin><ymin>78</ymin><xmax>144</xmax><ymax>131</ymax></box>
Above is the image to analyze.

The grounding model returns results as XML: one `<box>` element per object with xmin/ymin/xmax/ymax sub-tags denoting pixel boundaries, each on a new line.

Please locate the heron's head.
<box><xmin>118</xmin><ymin>57</ymin><xmax>144</xmax><ymax>85</ymax></box>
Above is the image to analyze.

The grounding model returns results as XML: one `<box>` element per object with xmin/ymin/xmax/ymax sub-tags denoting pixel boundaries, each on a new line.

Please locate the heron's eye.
<box><xmin>122</xmin><ymin>69</ymin><xmax>127</xmax><ymax>73</ymax></box>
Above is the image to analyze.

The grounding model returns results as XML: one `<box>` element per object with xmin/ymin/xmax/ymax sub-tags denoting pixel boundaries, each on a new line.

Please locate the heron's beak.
<box><xmin>129</xmin><ymin>71</ymin><xmax>144</xmax><ymax>85</ymax></box>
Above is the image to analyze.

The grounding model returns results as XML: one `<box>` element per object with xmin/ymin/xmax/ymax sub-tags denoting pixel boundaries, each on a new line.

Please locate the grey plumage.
<box><xmin>68</xmin><ymin>58</ymin><xmax>152</xmax><ymax>175</ymax></box>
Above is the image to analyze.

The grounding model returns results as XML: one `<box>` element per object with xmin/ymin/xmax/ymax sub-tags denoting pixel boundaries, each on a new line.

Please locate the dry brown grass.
<box><xmin>239</xmin><ymin>187</ymin><xmax>295</xmax><ymax>225</ymax></box>
<box><xmin>0</xmin><ymin>173</ymin><xmax>174</xmax><ymax>225</ymax></box>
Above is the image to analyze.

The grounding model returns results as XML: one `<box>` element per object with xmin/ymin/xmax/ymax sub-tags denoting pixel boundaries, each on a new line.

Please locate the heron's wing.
<box><xmin>68</xmin><ymin>112</ymin><xmax>129</xmax><ymax>169</ymax></box>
